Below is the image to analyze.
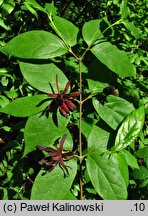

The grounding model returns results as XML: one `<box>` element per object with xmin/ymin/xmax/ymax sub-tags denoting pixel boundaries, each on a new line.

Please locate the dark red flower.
<box><xmin>37</xmin><ymin>134</ymin><xmax>75</xmax><ymax>176</ymax></box>
<box><xmin>48</xmin><ymin>75</ymin><xmax>80</xmax><ymax>117</ymax></box>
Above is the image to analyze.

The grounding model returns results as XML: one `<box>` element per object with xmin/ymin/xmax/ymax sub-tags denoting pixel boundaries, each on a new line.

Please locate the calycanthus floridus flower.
<box><xmin>48</xmin><ymin>75</ymin><xmax>80</xmax><ymax>117</ymax></box>
<box><xmin>37</xmin><ymin>134</ymin><xmax>75</xmax><ymax>176</ymax></box>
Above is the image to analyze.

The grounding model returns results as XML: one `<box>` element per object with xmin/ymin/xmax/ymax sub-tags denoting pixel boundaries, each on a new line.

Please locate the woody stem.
<box><xmin>78</xmin><ymin>58</ymin><xmax>83</xmax><ymax>200</ymax></box>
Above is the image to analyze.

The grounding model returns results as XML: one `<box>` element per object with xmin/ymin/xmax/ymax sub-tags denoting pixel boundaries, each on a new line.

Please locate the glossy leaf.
<box><xmin>88</xmin><ymin>125</ymin><xmax>110</xmax><ymax>153</ymax></box>
<box><xmin>24</xmin><ymin>112</ymin><xmax>72</xmax><ymax>155</ymax></box>
<box><xmin>0</xmin><ymin>30</ymin><xmax>67</xmax><ymax>59</ymax></box>
<box><xmin>0</xmin><ymin>95</ymin><xmax>49</xmax><ymax>117</ymax></box>
<box><xmin>93</xmin><ymin>95</ymin><xmax>135</xmax><ymax>130</ymax></box>
<box><xmin>86</xmin><ymin>155</ymin><xmax>127</xmax><ymax>200</ymax></box>
<box><xmin>82</xmin><ymin>19</ymin><xmax>104</xmax><ymax>47</ymax></box>
<box><xmin>119</xmin><ymin>149</ymin><xmax>139</xmax><ymax>169</ymax></box>
<box><xmin>110</xmin><ymin>153</ymin><xmax>129</xmax><ymax>187</ymax></box>
<box><xmin>50</xmin><ymin>16</ymin><xmax>79</xmax><ymax>47</ymax></box>
<box><xmin>19</xmin><ymin>62</ymin><xmax>68</xmax><ymax>93</ymax></box>
<box><xmin>31</xmin><ymin>159</ymin><xmax>77</xmax><ymax>199</ymax></box>
<box><xmin>114</xmin><ymin>107</ymin><xmax>145</xmax><ymax>151</ymax></box>
<box><xmin>91</xmin><ymin>42</ymin><xmax>136</xmax><ymax>77</ymax></box>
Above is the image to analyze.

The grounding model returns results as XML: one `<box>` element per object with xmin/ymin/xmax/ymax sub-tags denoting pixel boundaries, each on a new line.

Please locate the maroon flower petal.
<box><xmin>65</xmin><ymin>99</ymin><xmax>77</xmax><ymax>110</ymax></box>
<box><xmin>59</xmin><ymin>106</ymin><xmax>68</xmax><ymax>117</ymax></box>
<box><xmin>59</xmin><ymin>159</ymin><xmax>69</xmax><ymax>174</ymax></box>
<box><xmin>63</xmin><ymin>81</ymin><xmax>71</xmax><ymax>94</ymax></box>
<box><xmin>68</xmin><ymin>91</ymin><xmax>80</xmax><ymax>99</ymax></box>
<box><xmin>61</xmin><ymin>102</ymin><xmax>70</xmax><ymax>113</ymax></box>
<box><xmin>56</xmin><ymin>74</ymin><xmax>61</xmax><ymax>94</ymax></box>
<box><xmin>60</xmin><ymin>134</ymin><xmax>67</xmax><ymax>151</ymax></box>
<box><xmin>48</xmin><ymin>93</ymin><xmax>57</xmax><ymax>98</ymax></box>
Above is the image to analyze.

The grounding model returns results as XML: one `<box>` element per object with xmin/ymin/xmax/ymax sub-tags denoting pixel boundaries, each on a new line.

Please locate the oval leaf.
<box><xmin>93</xmin><ymin>95</ymin><xmax>135</xmax><ymax>130</ymax></box>
<box><xmin>50</xmin><ymin>16</ymin><xmax>79</xmax><ymax>47</ymax></box>
<box><xmin>110</xmin><ymin>153</ymin><xmax>129</xmax><ymax>187</ymax></box>
<box><xmin>31</xmin><ymin>159</ymin><xmax>77</xmax><ymax>200</ymax></box>
<box><xmin>0</xmin><ymin>30</ymin><xmax>67</xmax><ymax>59</ymax></box>
<box><xmin>24</xmin><ymin>112</ymin><xmax>72</xmax><ymax>155</ymax></box>
<box><xmin>0</xmin><ymin>95</ymin><xmax>48</xmax><ymax>117</ymax></box>
<box><xmin>88</xmin><ymin>125</ymin><xmax>110</xmax><ymax>153</ymax></box>
<box><xmin>91</xmin><ymin>42</ymin><xmax>136</xmax><ymax>77</ymax></box>
<box><xmin>86</xmin><ymin>155</ymin><xmax>127</xmax><ymax>200</ymax></box>
<box><xmin>82</xmin><ymin>19</ymin><xmax>104</xmax><ymax>47</ymax></box>
<box><xmin>114</xmin><ymin>106</ymin><xmax>145</xmax><ymax>151</ymax></box>
<box><xmin>119</xmin><ymin>149</ymin><xmax>139</xmax><ymax>169</ymax></box>
<box><xmin>19</xmin><ymin>62</ymin><xmax>68</xmax><ymax>93</ymax></box>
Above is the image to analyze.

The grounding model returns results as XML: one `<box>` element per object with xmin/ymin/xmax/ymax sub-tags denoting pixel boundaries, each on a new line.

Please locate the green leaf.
<box><xmin>82</xmin><ymin>19</ymin><xmax>104</xmax><ymax>47</ymax></box>
<box><xmin>91</xmin><ymin>42</ymin><xmax>136</xmax><ymax>78</ymax></box>
<box><xmin>0</xmin><ymin>0</ymin><xmax>4</xmax><ymax>6</ymax></box>
<box><xmin>31</xmin><ymin>159</ymin><xmax>77</xmax><ymax>199</ymax></box>
<box><xmin>19</xmin><ymin>62</ymin><xmax>68</xmax><ymax>93</ymax></box>
<box><xmin>0</xmin><ymin>30</ymin><xmax>67</xmax><ymax>59</ymax></box>
<box><xmin>119</xmin><ymin>149</ymin><xmax>139</xmax><ymax>169</ymax></box>
<box><xmin>110</xmin><ymin>153</ymin><xmax>129</xmax><ymax>187</ymax></box>
<box><xmin>0</xmin><ymin>95</ymin><xmax>10</xmax><ymax>108</ymax></box>
<box><xmin>136</xmin><ymin>147</ymin><xmax>148</xmax><ymax>159</ymax></box>
<box><xmin>120</xmin><ymin>0</ymin><xmax>128</xmax><ymax>20</ymax></box>
<box><xmin>87</xmin><ymin>79</ymin><xmax>108</xmax><ymax>94</ymax></box>
<box><xmin>0</xmin><ymin>95</ymin><xmax>48</xmax><ymax>117</ymax></box>
<box><xmin>114</xmin><ymin>107</ymin><xmax>145</xmax><ymax>151</ymax></box>
<box><xmin>50</xmin><ymin>16</ymin><xmax>79</xmax><ymax>47</ymax></box>
<box><xmin>65</xmin><ymin>57</ymin><xmax>88</xmax><ymax>74</ymax></box>
<box><xmin>88</xmin><ymin>125</ymin><xmax>110</xmax><ymax>153</ymax></box>
<box><xmin>24</xmin><ymin>0</ymin><xmax>46</xmax><ymax>13</ymax></box>
<box><xmin>62</xmin><ymin>190</ymin><xmax>77</xmax><ymax>200</ymax></box>
<box><xmin>24</xmin><ymin>112</ymin><xmax>72</xmax><ymax>155</ymax></box>
<box><xmin>1</xmin><ymin>0</ymin><xmax>15</xmax><ymax>16</ymax></box>
<box><xmin>86</xmin><ymin>155</ymin><xmax>127</xmax><ymax>199</ymax></box>
<box><xmin>0</xmin><ymin>16</ymin><xmax>11</xmax><ymax>30</ymax></box>
<box><xmin>81</xmin><ymin>116</ymin><xmax>97</xmax><ymax>140</ymax></box>
<box><xmin>123</xmin><ymin>21</ymin><xmax>143</xmax><ymax>40</ymax></box>
<box><xmin>24</xmin><ymin>2</ymin><xmax>38</xmax><ymax>18</ymax></box>
<box><xmin>93</xmin><ymin>95</ymin><xmax>135</xmax><ymax>130</ymax></box>
<box><xmin>135</xmin><ymin>147</ymin><xmax>148</xmax><ymax>168</ymax></box>
<box><xmin>87</xmin><ymin>59</ymin><xmax>117</xmax><ymax>87</ymax></box>
<box><xmin>45</xmin><ymin>2</ymin><xmax>57</xmax><ymax>17</ymax></box>
<box><xmin>132</xmin><ymin>166</ymin><xmax>148</xmax><ymax>180</ymax></box>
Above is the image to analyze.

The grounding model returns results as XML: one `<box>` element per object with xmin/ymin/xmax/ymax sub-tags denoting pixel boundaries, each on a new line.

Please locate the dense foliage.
<box><xmin>0</xmin><ymin>0</ymin><xmax>147</xmax><ymax>200</ymax></box>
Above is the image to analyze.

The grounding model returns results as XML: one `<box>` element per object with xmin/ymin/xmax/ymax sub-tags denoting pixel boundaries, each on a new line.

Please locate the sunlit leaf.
<box><xmin>114</xmin><ymin>107</ymin><xmax>145</xmax><ymax>151</ymax></box>
<box><xmin>0</xmin><ymin>30</ymin><xmax>67</xmax><ymax>59</ymax></box>
<box><xmin>31</xmin><ymin>159</ymin><xmax>77</xmax><ymax>199</ymax></box>
<box><xmin>87</xmin><ymin>155</ymin><xmax>127</xmax><ymax>199</ymax></box>
<box><xmin>19</xmin><ymin>62</ymin><xmax>68</xmax><ymax>93</ymax></box>
<box><xmin>93</xmin><ymin>95</ymin><xmax>135</xmax><ymax>130</ymax></box>
<box><xmin>91</xmin><ymin>42</ymin><xmax>136</xmax><ymax>77</ymax></box>
<box><xmin>24</xmin><ymin>112</ymin><xmax>72</xmax><ymax>155</ymax></box>
<box><xmin>50</xmin><ymin>16</ymin><xmax>79</xmax><ymax>47</ymax></box>
<box><xmin>0</xmin><ymin>95</ymin><xmax>48</xmax><ymax>117</ymax></box>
